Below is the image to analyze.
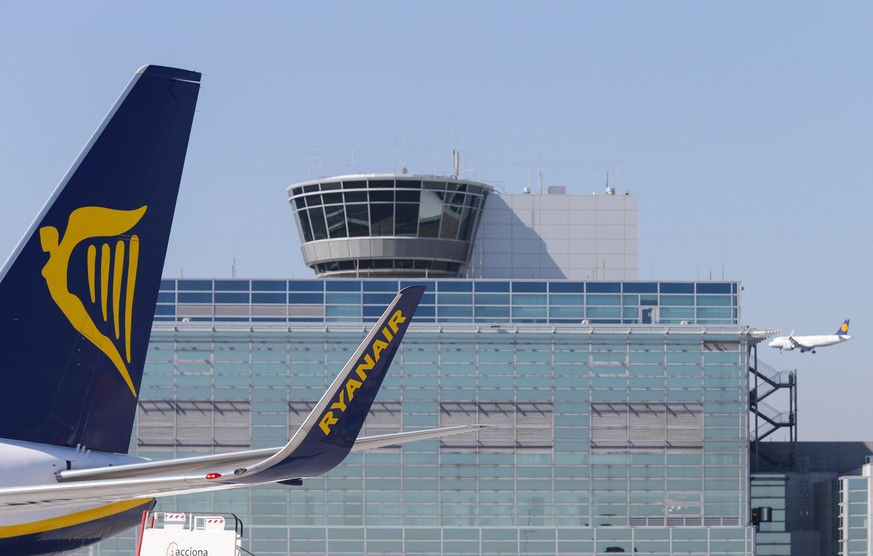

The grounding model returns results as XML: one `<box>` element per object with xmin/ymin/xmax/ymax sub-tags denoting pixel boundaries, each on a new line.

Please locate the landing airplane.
<box><xmin>768</xmin><ymin>319</ymin><xmax>852</xmax><ymax>354</ymax></box>
<box><xmin>0</xmin><ymin>66</ymin><xmax>479</xmax><ymax>555</ymax></box>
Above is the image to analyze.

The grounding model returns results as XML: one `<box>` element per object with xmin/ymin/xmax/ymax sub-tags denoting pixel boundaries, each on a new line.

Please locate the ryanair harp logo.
<box><xmin>39</xmin><ymin>206</ymin><xmax>147</xmax><ymax>397</ymax></box>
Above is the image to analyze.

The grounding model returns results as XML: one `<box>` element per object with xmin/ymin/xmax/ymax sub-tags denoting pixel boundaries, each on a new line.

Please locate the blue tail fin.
<box><xmin>0</xmin><ymin>66</ymin><xmax>201</xmax><ymax>453</ymax></box>
<box><xmin>233</xmin><ymin>286</ymin><xmax>425</xmax><ymax>483</ymax></box>
<box><xmin>836</xmin><ymin>319</ymin><xmax>850</xmax><ymax>336</ymax></box>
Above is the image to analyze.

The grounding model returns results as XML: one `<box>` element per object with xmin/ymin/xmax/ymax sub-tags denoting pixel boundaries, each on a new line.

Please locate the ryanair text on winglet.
<box><xmin>319</xmin><ymin>309</ymin><xmax>408</xmax><ymax>435</ymax></box>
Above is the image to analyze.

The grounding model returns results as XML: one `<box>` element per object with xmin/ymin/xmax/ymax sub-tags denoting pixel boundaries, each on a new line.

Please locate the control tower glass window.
<box><xmin>287</xmin><ymin>175</ymin><xmax>492</xmax><ymax>278</ymax></box>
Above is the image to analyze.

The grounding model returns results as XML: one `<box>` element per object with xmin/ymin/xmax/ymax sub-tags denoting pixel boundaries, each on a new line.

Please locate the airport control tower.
<box><xmin>287</xmin><ymin>173</ymin><xmax>637</xmax><ymax>280</ymax></box>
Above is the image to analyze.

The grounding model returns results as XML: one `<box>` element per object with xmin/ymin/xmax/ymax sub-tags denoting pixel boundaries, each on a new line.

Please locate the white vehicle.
<box><xmin>768</xmin><ymin>319</ymin><xmax>852</xmax><ymax>353</ymax></box>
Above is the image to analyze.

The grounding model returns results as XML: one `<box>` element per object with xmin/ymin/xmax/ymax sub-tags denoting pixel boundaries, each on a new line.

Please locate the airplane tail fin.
<box><xmin>0</xmin><ymin>66</ymin><xmax>201</xmax><ymax>454</ymax></box>
<box><xmin>233</xmin><ymin>286</ymin><xmax>425</xmax><ymax>483</ymax></box>
<box><xmin>836</xmin><ymin>319</ymin><xmax>850</xmax><ymax>336</ymax></box>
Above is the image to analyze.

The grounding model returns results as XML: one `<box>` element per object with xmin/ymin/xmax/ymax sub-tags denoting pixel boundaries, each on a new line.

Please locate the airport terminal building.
<box><xmin>91</xmin><ymin>175</ymin><xmax>760</xmax><ymax>555</ymax></box>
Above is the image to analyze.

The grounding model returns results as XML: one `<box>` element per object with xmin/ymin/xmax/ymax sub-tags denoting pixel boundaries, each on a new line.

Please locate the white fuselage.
<box><xmin>0</xmin><ymin>439</ymin><xmax>145</xmax><ymax>526</ymax></box>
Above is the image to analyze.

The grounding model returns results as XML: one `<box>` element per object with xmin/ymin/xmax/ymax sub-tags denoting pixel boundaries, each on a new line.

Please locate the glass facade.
<box><xmin>821</xmin><ymin>471</ymin><xmax>873</xmax><ymax>556</ymax></box>
<box><xmin>157</xmin><ymin>279</ymin><xmax>740</xmax><ymax>326</ymax></box>
<box><xmin>84</xmin><ymin>279</ymin><xmax>754</xmax><ymax>555</ymax></box>
<box><xmin>839</xmin><ymin>476</ymin><xmax>870</xmax><ymax>556</ymax></box>
<box><xmin>750</xmin><ymin>474</ymin><xmax>790</xmax><ymax>556</ymax></box>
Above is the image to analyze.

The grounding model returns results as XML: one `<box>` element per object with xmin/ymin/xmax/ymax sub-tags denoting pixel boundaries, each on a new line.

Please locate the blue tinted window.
<box><xmin>512</xmin><ymin>282</ymin><xmax>547</xmax><ymax>293</ymax></box>
<box><xmin>549</xmin><ymin>306</ymin><xmax>584</xmax><ymax>319</ymax></box>
<box><xmin>178</xmin><ymin>280</ymin><xmax>212</xmax><ymax>291</ymax></box>
<box><xmin>215</xmin><ymin>280</ymin><xmax>250</xmax><ymax>291</ymax></box>
<box><xmin>438</xmin><ymin>281</ymin><xmax>473</xmax><ymax>292</ymax></box>
<box><xmin>178</xmin><ymin>292</ymin><xmax>212</xmax><ymax>303</ymax></box>
<box><xmin>660</xmin><ymin>307</ymin><xmax>694</xmax><ymax>319</ymax></box>
<box><xmin>696</xmin><ymin>283</ymin><xmax>732</xmax><ymax>294</ymax></box>
<box><xmin>660</xmin><ymin>295</ymin><xmax>694</xmax><ymax>306</ymax></box>
<box><xmin>512</xmin><ymin>306</ymin><xmax>547</xmax><ymax>319</ymax></box>
<box><xmin>438</xmin><ymin>306</ymin><xmax>473</xmax><ymax>318</ymax></box>
<box><xmin>549</xmin><ymin>282</ymin><xmax>584</xmax><ymax>293</ymax></box>
<box><xmin>586</xmin><ymin>307</ymin><xmax>621</xmax><ymax>318</ymax></box>
<box><xmin>512</xmin><ymin>294</ymin><xmax>547</xmax><ymax>305</ymax></box>
<box><xmin>622</xmin><ymin>307</ymin><xmax>639</xmax><ymax>319</ymax></box>
<box><xmin>364</xmin><ymin>293</ymin><xmax>394</xmax><ymax>305</ymax></box>
<box><xmin>326</xmin><ymin>305</ymin><xmax>362</xmax><ymax>318</ymax></box>
<box><xmin>289</xmin><ymin>292</ymin><xmax>324</xmax><ymax>304</ymax></box>
<box><xmin>475</xmin><ymin>294</ymin><xmax>510</xmax><ymax>305</ymax></box>
<box><xmin>253</xmin><ymin>293</ymin><xmax>286</xmax><ymax>304</ymax></box>
<box><xmin>623</xmin><ymin>282</ymin><xmax>657</xmax><ymax>294</ymax></box>
<box><xmin>252</xmin><ymin>280</ymin><xmax>286</xmax><ymax>291</ymax></box>
<box><xmin>660</xmin><ymin>283</ymin><xmax>694</xmax><ymax>293</ymax></box>
<box><xmin>439</xmin><ymin>293</ymin><xmax>472</xmax><ymax>305</ymax></box>
<box><xmin>475</xmin><ymin>281</ymin><xmax>509</xmax><ymax>293</ymax></box>
<box><xmin>289</xmin><ymin>280</ymin><xmax>324</xmax><ymax>292</ymax></box>
<box><xmin>363</xmin><ymin>281</ymin><xmax>398</xmax><ymax>292</ymax></box>
<box><xmin>327</xmin><ymin>293</ymin><xmax>360</xmax><ymax>305</ymax></box>
<box><xmin>327</xmin><ymin>281</ymin><xmax>361</xmax><ymax>292</ymax></box>
<box><xmin>586</xmin><ymin>282</ymin><xmax>621</xmax><ymax>293</ymax></box>
<box><xmin>414</xmin><ymin>305</ymin><xmax>435</xmax><ymax>318</ymax></box>
<box><xmin>475</xmin><ymin>306</ymin><xmax>510</xmax><ymax>319</ymax></box>
<box><xmin>216</xmin><ymin>292</ymin><xmax>249</xmax><ymax>303</ymax></box>
<box><xmin>154</xmin><ymin>305</ymin><xmax>175</xmax><ymax>316</ymax></box>
<box><xmin>697</xmin><ymin>308</ymin><xmax>733</xmax><ymax>319</ymax></box>
<box><xmin>697</xmin><ymin>295</ymin><xmax>733</xmax><ymax>307</ymax></box>
<box><xmin>549</xmin><ymin>294</ymin><xmax>583</xmax><ymax>306</ymax></box>
<box><xmin>586</xmin><ymin>294</ymin><xmax>621</xmax><ymax>305</ymax></box>
<box><xmin>157</xmin><ymin>292</ymin><xmax>175</xmax><ymax>303</ymax></box>
<box><xmin>160</xmin><ymin>279</ymin><xmax>176</xmax><ymax>290</ymax></box>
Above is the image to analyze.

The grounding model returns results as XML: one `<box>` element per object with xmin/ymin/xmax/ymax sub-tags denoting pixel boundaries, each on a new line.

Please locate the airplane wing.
<box><xmin>0</xmin><ymin>426</ymin><xmax>482</xmax><ymax>513</ymax></box>
<box><xmin>0</xmin><ymin>287</ymin><xmax>483</xmax><ymax>514</ymax></box>
<box><xmin>788</xmin><ymin>336</ymin><xmax>811</xmax><ymax>350</ymax></box>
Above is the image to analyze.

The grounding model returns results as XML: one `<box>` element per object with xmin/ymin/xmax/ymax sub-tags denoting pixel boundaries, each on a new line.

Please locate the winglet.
<box><xmin>230</xmin><ymin>286</ymin><xmax>425</xmax><ymax>483</ymax></box>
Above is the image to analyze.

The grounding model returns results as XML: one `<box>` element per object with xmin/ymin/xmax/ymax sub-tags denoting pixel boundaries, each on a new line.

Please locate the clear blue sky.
<box><xmin>1</xmin><ymin>2</ymin><xmax>870</xmax><ymax>440</ymax></box>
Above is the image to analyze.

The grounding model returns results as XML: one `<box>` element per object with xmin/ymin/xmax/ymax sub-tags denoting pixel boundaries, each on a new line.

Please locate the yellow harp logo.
<box><xmin>39</xmin><ymin>206</ymin><xmax>147</xmax><ymax>397</ymax></box>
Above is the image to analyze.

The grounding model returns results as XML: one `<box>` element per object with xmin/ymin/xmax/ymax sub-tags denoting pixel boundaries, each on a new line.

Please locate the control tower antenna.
<box><xmin>451</xmin><ymin>124</ymin><xmax>457</xmax><ymax>178</ymax></box>
<box><xmin>616</xmin><ymin>159</ymin><xmax>623</xmax><ymax>191</ymax></box>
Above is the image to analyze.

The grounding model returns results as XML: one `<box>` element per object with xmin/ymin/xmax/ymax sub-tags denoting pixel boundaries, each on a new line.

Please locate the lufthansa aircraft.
<box><xmin>768</xmin><ymin>319</ymin><xmax>852</xmax><ymax>354</ymax></box>
<box><xmin>0</xmin><ymin>66</ymin><xmax>478</xmax><ymax>555</ymax></box>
